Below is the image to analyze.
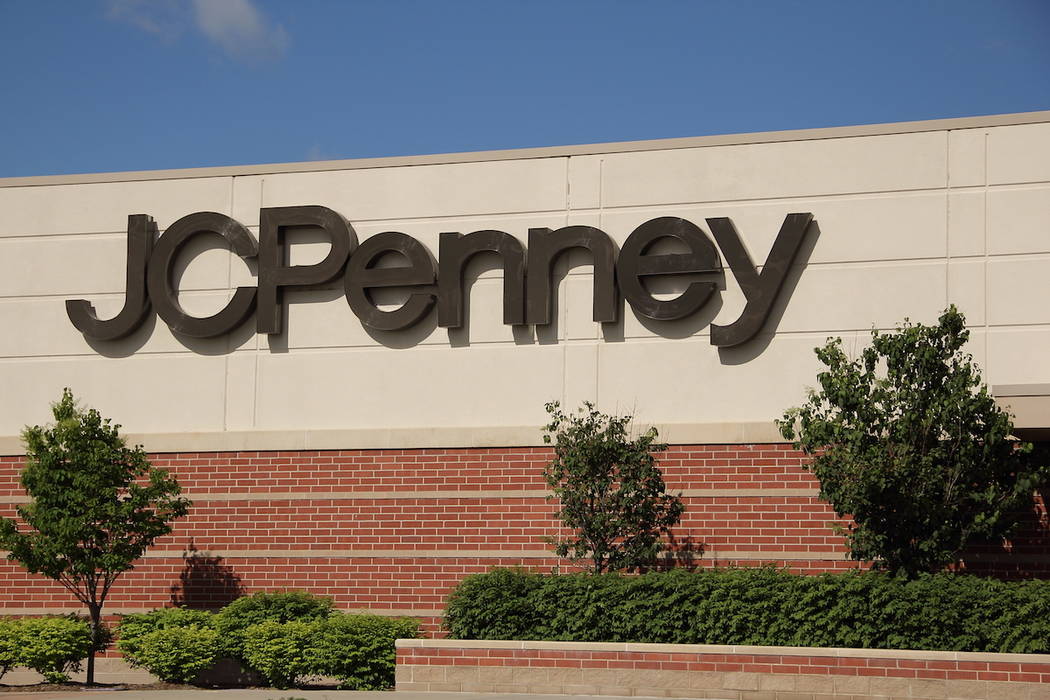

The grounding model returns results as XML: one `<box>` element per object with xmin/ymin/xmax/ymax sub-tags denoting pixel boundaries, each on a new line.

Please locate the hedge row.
<box><xmin>0</xmin><ymin>617</ymin><xmax>93</xmax><ymax>683</ymax></box>
<box><xmin>117</xmin><ymin>592</ymin><xmax>419</xmax><ymax>689</ymax></box>
<box><xmin>444</xmin><ymin>567</ymin><xmax>1050</xmax><ymax>653</ymax></box>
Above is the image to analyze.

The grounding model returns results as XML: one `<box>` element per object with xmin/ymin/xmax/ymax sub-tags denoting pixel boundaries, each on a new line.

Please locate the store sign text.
<box><xmin>66</xmin><ymin>207</ymin><xmax>813</xmax><ymax>347</ymax></box>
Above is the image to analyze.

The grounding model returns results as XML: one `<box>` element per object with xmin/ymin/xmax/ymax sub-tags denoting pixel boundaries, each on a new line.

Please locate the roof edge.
<box><xmin>4</xmin><ymin>110</ymin><xmax>1050</xmax><ymax>188</ymax></box>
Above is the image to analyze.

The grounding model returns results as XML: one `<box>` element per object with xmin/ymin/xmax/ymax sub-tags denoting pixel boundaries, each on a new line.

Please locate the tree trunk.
<box><xmin>86</xmin><ymin>603</ymin><xmax>101</xmax><ymax>686</ymax></box>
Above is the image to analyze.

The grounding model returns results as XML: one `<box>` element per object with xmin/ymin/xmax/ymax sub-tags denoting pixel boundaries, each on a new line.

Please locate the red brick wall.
<box><xmin>1</xmin><ymin>444</ymin><xmax>1047</xmax><ymax>634</ymax></box>
<box><xmin>397</xmin><ymin>645</ymin><xmax>1050</xmax><ymax>685</ymax></box>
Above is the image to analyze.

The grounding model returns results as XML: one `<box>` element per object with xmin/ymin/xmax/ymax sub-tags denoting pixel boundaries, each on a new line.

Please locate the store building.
<box><xmin>2</xmin><ymin>111</ymin><xmax>1050</xmax><ymax>633</ymax></box>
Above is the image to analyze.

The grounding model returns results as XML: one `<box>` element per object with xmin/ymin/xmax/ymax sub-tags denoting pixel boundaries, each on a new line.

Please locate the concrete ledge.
<box><xmin>396</xmin><ymin>639</ymin><xmax>1050</xmax><ymax>699</ymax></box>
<box><xmin>0</xmin><ymin>487</ymin><xmax>821</xmax><ymax>505</ymax></box>
<box><xmin>0</xmin><ymin>421</ymin><xmax>788</xmax><ymax>456</ymax></box>
<box><xmin>0</xmin><ymin>547</ymin><xmax>853</xmax><ymax>563</ymax></box>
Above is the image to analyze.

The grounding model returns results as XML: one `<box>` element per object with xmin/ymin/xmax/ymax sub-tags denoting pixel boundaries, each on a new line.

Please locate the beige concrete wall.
<box><xmin>2</xmin><ymin>113</ymin><xmax>1049</xmax><ymax>451</ymax></box>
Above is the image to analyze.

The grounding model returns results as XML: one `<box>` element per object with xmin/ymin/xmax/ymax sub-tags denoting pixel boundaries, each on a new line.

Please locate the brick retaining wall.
<box><xmin>395</xmin><ymin>639</ymin><xmax>1050</xmax><ymax>699</ymax></box>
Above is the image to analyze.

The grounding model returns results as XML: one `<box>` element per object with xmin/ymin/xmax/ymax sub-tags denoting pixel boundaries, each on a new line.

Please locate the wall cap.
<box><xmin>0</xmin><ymin>421</ymin><xmax>788</xmax><ymax>456</ymax></box>
<box><xmin>395</xmin><ymin>638</ymin><xmax>1050</xmax><ymax>664</ymax></box>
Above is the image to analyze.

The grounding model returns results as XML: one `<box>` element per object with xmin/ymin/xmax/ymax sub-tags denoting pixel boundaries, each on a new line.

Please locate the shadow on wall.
<box><xmin>170</xmin><ymin>541</ymin><xmax>245</xmax><ymax>609</ymax></box>
<box><xmin>653</xmin><ymin>531</ymin><xmax>706</xmax><ymax>571</ymax></box>
<box><xmin>959</xmin><ymin>487</ymin><xmax>1050</xmax><ymax>580</ymax></box>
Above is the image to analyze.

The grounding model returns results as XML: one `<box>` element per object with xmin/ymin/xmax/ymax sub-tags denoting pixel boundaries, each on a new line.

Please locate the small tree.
<box><xmin>0</xmin><ymin>389</ymin><xmax>190</xmax><ymax>684</ymax></box>
<box><xmin>542</xmin><ymin>401</ymin><xmax>684</xmax><ymax>573</ymax></box>
<box><xmin>777</xmin><ymin>307</ymin><xmax>1049</xmax><ymax>576</ymax></box>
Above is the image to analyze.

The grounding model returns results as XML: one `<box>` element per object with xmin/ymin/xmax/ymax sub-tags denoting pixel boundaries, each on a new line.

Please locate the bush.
<box><xmin>242</xmin><ymin>614</ymin><xmax>420</xmax><ymax>690</ymax></box>
<box><xmin>117</xmin><ymin>608</ymin><xmax>217</xmax><ymax>684</ymax></box>
<box><xmin>242</xmin><ymin>620</ymin><xmax>320</xmax><ymax>689</ymax></box>
<box><xmin>213</xmin><ymin>591</ymin><xmax>334</xmax><ymax>662</ymax></box>
<box><xmin>116</xmin><ymin>607</ymin><xmax>215</xmax><ymax>660</ymax></box>
<box><xmin>122</xmin><ymin>626</ymin><xmax>219</xmax><ymax>684</ymax></box>
<box><xmin>18</xmin><ymin>617</ymin><xmax>93</xmax><ymax>683</ymax></box>
<box><xmin>314</xmin><ymin>614</ymin><xmax>420</xmax><ymax>690</ymax></box>
<box><xmin>444</xmin><ymin>567</ymin><xmax>1050</xmax><ymax>653</ymax></box>
<box><xmin>443</xmin><ymin>566</ymin><xmax>543</xmax><ymax>640</ymax></box>
<box><xmin>0</xmin><ymin>618</ymin><xmax>20</xmax><ymax>681</ymax></box>
<box><xmin>111</xmin><ymin>598</ymin><xmax>416</xmax><ymax>689</ymax></box>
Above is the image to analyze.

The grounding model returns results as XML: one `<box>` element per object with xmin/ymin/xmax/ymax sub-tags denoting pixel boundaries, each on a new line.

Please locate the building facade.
<box><xmin>2</xmin><ymin>112</ymin><xmax>1050</xmax><ymax>632</ymax></box>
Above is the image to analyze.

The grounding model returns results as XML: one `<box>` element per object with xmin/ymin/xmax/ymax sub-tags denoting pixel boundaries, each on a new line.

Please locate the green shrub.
<box><xmin>0</xmin><ymin>618</ymin><xmax>21</xmax><ymax>681</ymax></box>
<box><xmin>314</xmin><ymin>614</ymin><xmax>420</xmax><ymax>690</ymax></box>
<box><xmin>444</xmin><ymin>567</ymin><xmax>1050</xmax><ymax>653</ymax></box>
<box><xmin>444</xmin><ymin>566</ymin><xmax>543</xmax><ymax>640</ymax></box>
<box><xmin>112</xmin><ymin>599</ymin><xmax>416</xmax><ymax>689</ymax></box>
<box><xmin>18</xmin><ymin>617</ymin><xmax>93</xmax><ymax>683</ymax></box>
<box><xmin>213</xmin><ymin>591</ymin><xmax>333</xmax><ymax>661</ymax></box>
<box><xmin>121</xmin><ymin>626</ymin><xmax>219</xmax><ymax>684</ymax></box>
<box><xmin>241</xmin><ymin>614</ymin><xmax>420</xmax><ymax>690</ymax></box>
<box><xmin>116</xmin><ymin>607</ymin><xmax>214</xmax><ymax>660</ymax></box>
<box><xmin>242</xmin><ymin>620</ymin><xmax>320</xmax><ymax>689</ymax></box>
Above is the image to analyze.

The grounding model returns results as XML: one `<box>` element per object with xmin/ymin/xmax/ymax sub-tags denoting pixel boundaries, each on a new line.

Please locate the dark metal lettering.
<box><xmin>66</xmin><ymin>214</ymin><xmax>156</xmax><ymax>340</ymax></box>
<box><xmin>526</xmin><ymin>226</ymin><xmax>618</xmax><ymax>325</ymax></box>
<box><xmin>68</xmin><ymin>206</ymin><xmax>815</xmax><ymax>349</ymax></box>
<box><xmin>617</xmin><ymin>217</ymin><xmax>721</xmax><ymax>321</ymax></box>
<box><xmin>257</xmin><ymin>205</ymin><xmax>355</xmax><ymax>334</ymax></box>
<box><xmin>344</xmin><ymin>232</ymin><xmax>437</xmax><ymax>331</ymax></box>
<box><xmin>146</xmin><ymin>212</ymin><xmax>259</xmax><ymax>338</ymax></box>
<box><xmin>437</xmin><ymin>230</ymin><xmax>526</xmax><ymax>327</ymax></box>
<box><xmin>707</xmin><ymin>212</ymin><xmax>814</xmax><ymax>346</ymax></box>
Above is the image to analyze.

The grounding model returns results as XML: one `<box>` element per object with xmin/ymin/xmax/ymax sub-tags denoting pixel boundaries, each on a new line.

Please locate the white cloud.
<box><xmin>190</xmin><ymin>0</ymin><xmax>288</xmax><ymax>63</ymax></box>
<box><xmin>106</xmin><ymin>0</ymin><xmax>188</xmax><ymax>39</ymax></box>
<box><xmin>106</xmin><ymin>0</ymin><xmax>288</xmax><ymax>64</ymax></box>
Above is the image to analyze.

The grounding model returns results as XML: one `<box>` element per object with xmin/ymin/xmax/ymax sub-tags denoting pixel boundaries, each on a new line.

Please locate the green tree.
<box><xmin>542</xmin><ymin>401</ymin><xmax>684</xmax><ymax>573</ymax></box>
<box><xmin>0</xmin><ymin>389</ymin><xmax>190</xmax><ymax>684</ymax></box>
<box><xmin>778</xmin><ymin>307</ymin><xmax>1049</xmax><ymax>576</ymax></box>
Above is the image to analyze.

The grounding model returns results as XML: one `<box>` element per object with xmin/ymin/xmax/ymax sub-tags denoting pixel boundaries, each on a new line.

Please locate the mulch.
<box><xmin>0</xmin><ymin>682</ymin><xmax>343</xmax><ymax>693</ymax></box>
<box><xmin>0</xmin><ymin>683</ymin><xmax>190</xmax><ymax>693</ymax></box>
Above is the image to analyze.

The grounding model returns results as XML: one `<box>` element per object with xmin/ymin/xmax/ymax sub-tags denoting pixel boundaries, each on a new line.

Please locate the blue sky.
<box><xmin>1</xmin><ymin>0</ymin><xmax>1048</xmax><ymax>177</ymax></box>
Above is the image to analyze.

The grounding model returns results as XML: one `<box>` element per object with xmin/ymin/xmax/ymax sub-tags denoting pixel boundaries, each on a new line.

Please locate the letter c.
<box><xmin>146</xmin><ymin>212</ymin><xmax>259</xmax><ymax>338</ymax></box>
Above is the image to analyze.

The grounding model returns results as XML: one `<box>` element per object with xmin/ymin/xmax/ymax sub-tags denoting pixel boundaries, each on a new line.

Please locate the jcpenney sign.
<box><xmin>67</xmin><ymin>207</ymin><xmax>813</xmax><ymax>347</ymax></box>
